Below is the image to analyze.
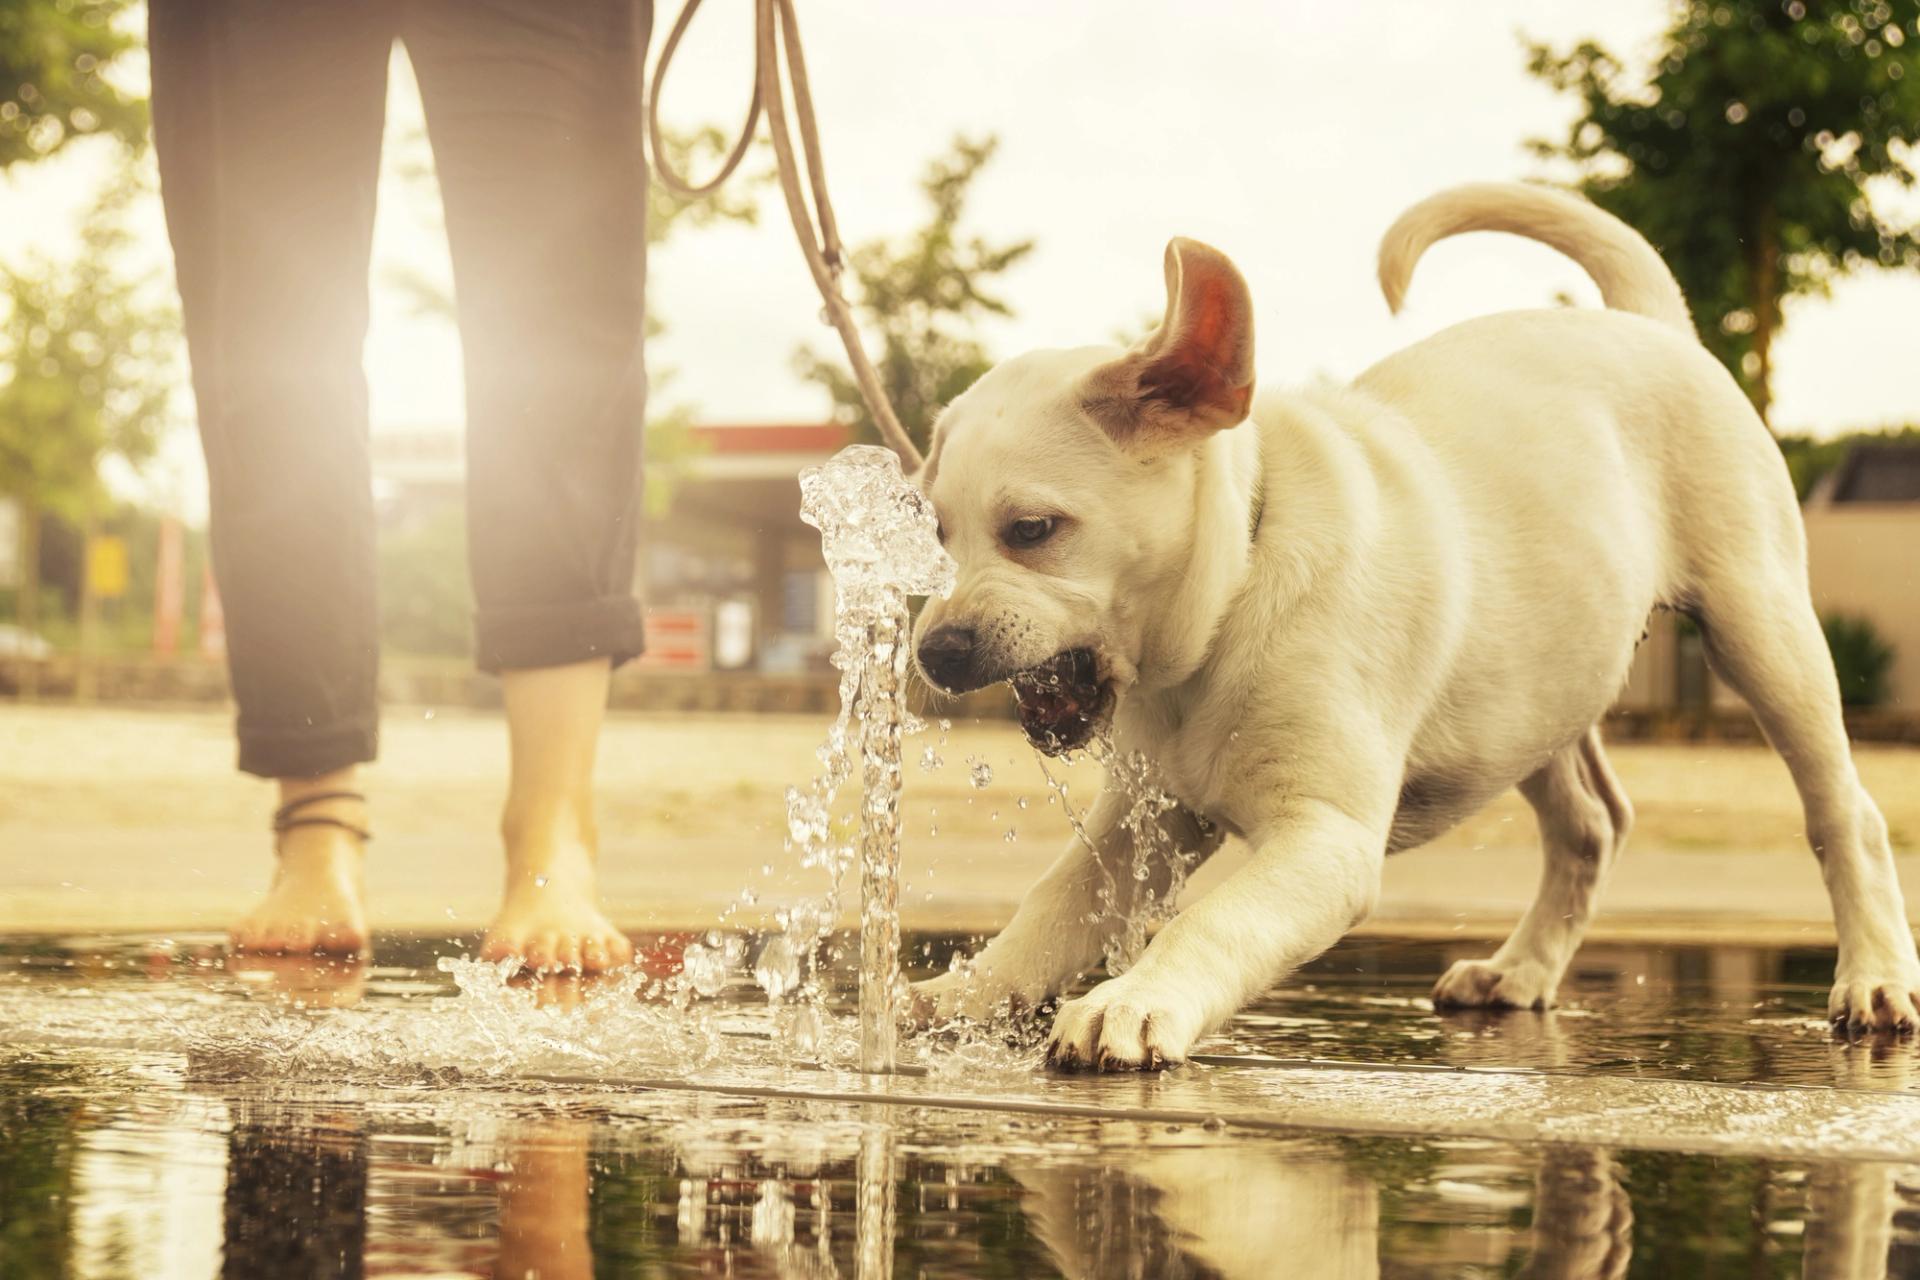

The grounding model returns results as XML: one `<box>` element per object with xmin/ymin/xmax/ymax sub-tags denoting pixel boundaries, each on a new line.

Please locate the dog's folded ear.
<box><xmin>1082</xmin><ymin>237</ymin><xmax>1255</xmax><ymax>446</ymax></box>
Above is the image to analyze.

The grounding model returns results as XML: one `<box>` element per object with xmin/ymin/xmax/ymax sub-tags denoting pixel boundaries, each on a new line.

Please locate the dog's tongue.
<box><xmin>1010</xmin><ymin>650</ymin><xmax>1108</xmax><ymax>755</ymax></box>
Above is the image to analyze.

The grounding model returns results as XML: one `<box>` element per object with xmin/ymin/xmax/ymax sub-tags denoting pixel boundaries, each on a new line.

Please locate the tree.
<box><xmin>795</xmin><ymin>135</ymin><xmax>1035</xmax><ymax>453</ymax></box>
<box><xmin>1528</xmin><ymin>1</ymin><xmax>1920</xmax><ymax>425</ymax></box>
<box><xmin>1822</xmin><ymin>611</ymin><xmax>1895</xmax><ymax>706</ymax></box>
<box><xmin>0</xmin><ymin>168</ymin><xmax>178</xmax><ymax>644</ymax></box>
<box><xmin>0</xmin><ymin>0</ymin><xmax>146</xmax><ymax>168</ymax></box>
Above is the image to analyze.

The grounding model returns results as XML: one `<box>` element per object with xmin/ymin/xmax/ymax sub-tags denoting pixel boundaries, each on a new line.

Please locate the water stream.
<box><xmin>792</xmin><ymin>445</ymin><xmax>955</xmax><ymax>1072</ymax></box>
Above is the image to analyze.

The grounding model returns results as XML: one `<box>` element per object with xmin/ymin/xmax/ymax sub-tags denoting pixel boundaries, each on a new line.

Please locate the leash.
<box><xmin>647</xmin><ymin>0</ymin><xmax>926</xmax><ymax>472</ymax></box>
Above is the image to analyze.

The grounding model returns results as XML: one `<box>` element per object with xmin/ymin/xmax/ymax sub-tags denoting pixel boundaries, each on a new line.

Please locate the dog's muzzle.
<box><xmin>916</xmin><ymin>624</ymin><xmax>986</xmax><ymax>694</ymax></box>
<box><xmin>1010</xmin><ymin>648</ymin><xmax>1111</xmax><ymax>755</ymax></box>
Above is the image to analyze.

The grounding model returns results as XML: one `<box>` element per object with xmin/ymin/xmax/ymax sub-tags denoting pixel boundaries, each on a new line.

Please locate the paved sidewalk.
<box><xmin>4</xmin><ymin>705</ymin><xmax>1917</xmax><ymax>942</ymax></box>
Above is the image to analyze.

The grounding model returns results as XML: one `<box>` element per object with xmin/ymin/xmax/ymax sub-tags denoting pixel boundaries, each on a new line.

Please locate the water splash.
<box><xmin>771</xmin><ymin>445</ymin><xmax>954</xmax><ymax>1073</ymax></box>
<box><xmin>1033</xmin><ymin>734</ymin><xmax>1204</xmax><ymax>977</ymax></box>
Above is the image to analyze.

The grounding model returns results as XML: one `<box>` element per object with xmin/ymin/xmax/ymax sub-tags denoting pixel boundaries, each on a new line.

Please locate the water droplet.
<box><xmin>1003</xmin><ymin>829</ymin><xmax>1017</xmax><ymax>843</ymax></box>
<box><xmin>919</xmin><ymin>745</ymin><xmax>942</xmax><ymax>771</ymax></box>
<box><xmin>968</xmin><ymin>757</ymin><xmax>993</xmax><ymax>788</ymax></box>
<box><xmin>423</xmin><ymin>708</ymin><xmax>436</xmax><ymax>720</ymax></box>
<box><xmin>753</xmin><ymin>935</ymin><xmax>801</xmax><ymax>999</ymax></box>
<box><xmin>791</xmin><ymin>1002</ymin><xmax>825</xmax><ymax>1054</ymax></box>
<box><xmin>681</xmin><ymin>941</ymin><xmax>729</xmax><ymax>997</ymax></box>
<box><xmin>533</xmin><ymin>875</ymin><xmax>550</xmax><ymax>889</ymax></box>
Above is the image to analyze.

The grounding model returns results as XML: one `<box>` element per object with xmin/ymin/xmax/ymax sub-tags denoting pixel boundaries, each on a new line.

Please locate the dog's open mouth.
<box><xmin>1009</xmin><ymin>648</ymin><xmax>1112</xmax><ymax>755</ymax></box>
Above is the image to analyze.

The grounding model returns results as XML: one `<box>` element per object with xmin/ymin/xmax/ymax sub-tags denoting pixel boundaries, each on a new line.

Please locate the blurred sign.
<box><xmin>713</xmin><ymin>599</ymin><xmax>755</xmax><ymax>670</ymax></box>
<box><xmin>636</xmin><ymin>608</ymin><xmax>709</xmax><ymax>671</ymax></box>
<box><xmin>87</xmin><ymin>536</ymin><xmax>129</xmax><ymax>599</ymax></box>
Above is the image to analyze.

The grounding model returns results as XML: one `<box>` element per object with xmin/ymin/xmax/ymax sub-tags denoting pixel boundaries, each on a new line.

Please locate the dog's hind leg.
<box><xmin>1432</xmin><ymin>727</ymin><xmax>1630</xmax><ymax>1010</ymax></box>
<box><xmin>1691</xmin><ymin>580</ymin><xmax>1920</xmax><ymax>1034</ymax></box>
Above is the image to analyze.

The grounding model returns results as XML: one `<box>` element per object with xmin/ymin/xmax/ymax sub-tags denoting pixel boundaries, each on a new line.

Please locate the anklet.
<box><xmin>272</xmin><ymin>791</ymin><xmax>372</xmax><ymax>847</ymax></box>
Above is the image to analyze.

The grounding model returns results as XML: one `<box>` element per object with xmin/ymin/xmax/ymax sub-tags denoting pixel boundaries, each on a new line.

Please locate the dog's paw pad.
<box><xmin>1431</xmin><ymin>958</ymin><xmax>1553</xmax><ymax>1011</ymax></box>
<box><xmin>1046</xmin><ymin>982</ymin><xmax>1196</xmax><ymax>1072</ymax></box>
<box><xmin>1827</xmin><ymin>978</ymin><xmax>1920</xmax><ymax>1037</ymax></box>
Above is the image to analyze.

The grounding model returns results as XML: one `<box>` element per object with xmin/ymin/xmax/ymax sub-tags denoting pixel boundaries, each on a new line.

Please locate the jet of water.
<box><xmin>793</xmin><ymin>445</ymin><xmax>955</xmax><ymax>1073</ymax></box>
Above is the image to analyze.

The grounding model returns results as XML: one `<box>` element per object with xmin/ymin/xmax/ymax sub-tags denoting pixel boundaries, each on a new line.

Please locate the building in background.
<box><xmin>641</xmin><ymin>422</ymin><xmax>847</xmax><ymax>675</ymax></box>
<box><xmin>1801</xmin><ymin>443</ymin><xmax>1920</xmax><ymax>709</ymax></box>
<box><xmin>1620</xmin><ymin>441</ymin><xmax>1920</xmax><ymax>714</ymax></box>
<box><xmin>370</xmin><ymin>421</ymin><xmax>845</xmax><ymax>675</ymax></box>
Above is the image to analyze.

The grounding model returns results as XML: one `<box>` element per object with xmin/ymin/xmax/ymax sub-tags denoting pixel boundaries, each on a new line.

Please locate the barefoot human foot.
<box><xmin>480</xmin><ymin>841</ymin><xmax>633</xmax><ymax>974</ymax></box>
<box><xmin>229</xmin><ymin>844</ymin><xmax>367</xmax><ymax>953</ymax></box>
<box><xmin>483</xmin><ymin>657</ymin><xmax>632</xmax><ymax>975</ymax></box>
<box><xmin>231</xmin><ymin>786</ymin><xmax>370</xmax><ymax>955</ymax></box>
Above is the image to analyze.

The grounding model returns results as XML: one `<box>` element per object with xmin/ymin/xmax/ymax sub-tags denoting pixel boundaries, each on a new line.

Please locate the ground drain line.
<box><xmin>710</xmin><ymin>1030</ymin><xmax>1908</xmax><ymax>1101</ymax></box>
<box><xmin>520</xmin><ymin>1070</ymin><xmax>1920</xmax><ymax>1163</ymax></box>
<box><xmin>1185</xmin><ymin>1052</ymin><xmax>1914</xmax><ymax>1099</ymax></box>
<box><xmin>527</xmin><ymin>1071</ymin><xmax>1257</xmax><ymax>1131</ymax></box>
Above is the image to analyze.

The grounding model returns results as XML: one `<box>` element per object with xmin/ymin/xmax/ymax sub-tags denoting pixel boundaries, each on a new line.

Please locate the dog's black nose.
<box><xmin>917</xmin><ymin>625</ymin><xmax>978</xmax><ymax>692</ymax></box>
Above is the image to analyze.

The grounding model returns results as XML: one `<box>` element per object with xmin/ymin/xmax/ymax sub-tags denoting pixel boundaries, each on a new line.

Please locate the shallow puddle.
<box><xmin>4</xmin><ymin>932</ymin><xmax>1919</xmax><ymax>1276</ymax></box>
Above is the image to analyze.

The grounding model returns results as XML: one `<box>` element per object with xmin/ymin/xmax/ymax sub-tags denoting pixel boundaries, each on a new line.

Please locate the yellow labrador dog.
<box><xmin>910</xmin><ymin>183</ymin><xmax>1919</xmax><ymax>1070</ymax></box>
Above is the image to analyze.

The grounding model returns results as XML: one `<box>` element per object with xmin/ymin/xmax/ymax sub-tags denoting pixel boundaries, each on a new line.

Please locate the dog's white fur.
<box><xmin>911</xmin><ymin>182</ymin><xmax>1920</xmax><ymax>1069</ymax></box>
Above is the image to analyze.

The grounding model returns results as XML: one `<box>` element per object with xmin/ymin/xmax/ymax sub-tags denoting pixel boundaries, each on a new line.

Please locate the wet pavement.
<box><xmin>4</xmin><ymin>932</ymin><xmax>1920</xmax><ymax>1277</ymax></box>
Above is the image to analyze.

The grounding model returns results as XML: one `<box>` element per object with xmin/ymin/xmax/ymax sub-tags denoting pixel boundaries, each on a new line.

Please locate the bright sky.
<box><xmin>4</xmin><ymin>0</ymin><xmax>1919</xmax><ymax>520</ymax></box>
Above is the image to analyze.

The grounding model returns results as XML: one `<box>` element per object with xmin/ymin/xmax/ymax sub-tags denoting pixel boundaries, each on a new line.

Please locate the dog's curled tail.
<box><xmin>1377</xmin><ymin>182</ymin><xmax>1694</xmax><ymax>337</ymax></box>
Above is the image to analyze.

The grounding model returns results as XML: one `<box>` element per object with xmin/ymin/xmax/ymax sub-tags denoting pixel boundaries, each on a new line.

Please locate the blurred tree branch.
<box><xmin>795</xmin><ymin>134</ymin><xmax>1035</xmax><ymax>453</ymax></box>
<box><xmin>0</xmin><ymin>0</ymin><xmax>146</xmax><ymax>168</ymax></box>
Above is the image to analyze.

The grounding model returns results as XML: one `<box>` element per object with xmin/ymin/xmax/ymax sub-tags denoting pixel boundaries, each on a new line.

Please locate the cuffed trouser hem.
<box><xmin>474</xmin><ymin>595</ymin><xmax>646</xmax><ymax>675</ymax></box>
<box><xmin>236</xmin><ymin>717</ymin><xmax>379</xmax><ymax>780</ymax></box>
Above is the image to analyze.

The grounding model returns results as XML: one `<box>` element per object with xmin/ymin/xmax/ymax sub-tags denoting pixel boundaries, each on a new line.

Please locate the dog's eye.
<box><xmin>1004</xmin><ymin>516</ymin><xmax>1057</xmax><ymax>548</ymax></box>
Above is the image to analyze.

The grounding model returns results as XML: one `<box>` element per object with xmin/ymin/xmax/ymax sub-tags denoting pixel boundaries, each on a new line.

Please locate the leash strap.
<box><xmin>646</xmin><ymin>0</ymin><xmax>926</xmax><ymax>472</ymax></box>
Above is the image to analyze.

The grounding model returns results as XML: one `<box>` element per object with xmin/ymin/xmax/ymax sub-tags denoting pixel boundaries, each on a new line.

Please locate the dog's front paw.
<box><xmin>909</xmin><ymin>967</ymin><xmax>1037</xmax><ymax>1028</ymax></box>
<box><xmin>1045</xmin><ymin>977</ymin><xmax>1203</xmax><ymax>1072</ymax></box>
<box><xmin>1828</xmin><ymin>962</ymin><xmax>1920</xmax><ymax>1036</ymax></box>
<box><xmin>1431</xmin><ymin>957</ymin><xmax>1557</xmax><ymax>1011</ymax></box>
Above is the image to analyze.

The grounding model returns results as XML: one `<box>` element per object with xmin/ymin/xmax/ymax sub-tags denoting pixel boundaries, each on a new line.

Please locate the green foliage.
<box><xmin>0</xmin><ymin>1082</ymin><xmax>81</xmax><ymax>1276</ymax></box>
<box><xmin>1822</xmin><ymin>610</ymin><xmax>1895</xmax><ymax>706</ymax></box>
<box><xmin>1775</xmin><ymin>422</ymin><xmax>1920</xmax><ymax>498</ymax></box>
<box><xmin>1528</xmin><ymin>1</ymin><xmax>1920</xmax><ymax>423</ymax></box>
<box><xmin>0</xmin><ymin>167</ymin><xmax>179</xmax><ymax>518</ymax></box>
<box><xmin>795</xmin><ymin>134</ymin><xmax>1035</xmax><ymax>453</ymax></box>
<box><xmin>0</xmin><ymin>0</ymin><xmax>145</xmax><ymax>167</ymax></box>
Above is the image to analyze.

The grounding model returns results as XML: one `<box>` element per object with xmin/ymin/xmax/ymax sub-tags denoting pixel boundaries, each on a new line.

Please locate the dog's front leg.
<box><xmin>1048</xmin><ymin>796</ymin><xmax>1390</xmax><ymax>1071</ymax></box>
<box><xmin>912</xmin><ymin>784</ymin><xmax>1223</xmax><ymax>1024</ymax></box>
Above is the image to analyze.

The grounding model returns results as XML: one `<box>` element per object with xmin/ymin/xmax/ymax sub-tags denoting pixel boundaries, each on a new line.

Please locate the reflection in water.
<box><xmin>855</xmin><ymin>1110</ymin><xmax>896</xmax><ymax>1280</ymax></box>
<box><xmin>230</xmin><ymin>953</ymin><xmax>369</xmax><ymax>1010</ymax></box>
<box><xmin>222</xmin><ymin>1109</ymin><xmax>367</xmax><ymax>1280</ymax></box>
<box><xmin>497</xmin><ymin>1122</ymin><xmax>594</xmax><ymax>1280</ymax></box>
<box><xmin>6</xmin><ymin>934</ymin><xmax>1920</xmax><ymax>1276</ymax></box>
<box><xmin>1013</xmin><ymin>1139</ymin><xmax>1378</xmax><ymax>1279</ymax></box>
<box><xmin>8</xmin><ymin>1065</ymin><xmax>1920</xmax><ymax>1278</ymax></box>
<box><xmin>1517</xmin><ymin>1147</ymin><xmax>1631</xmax><ymax>1280</ymax></box>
